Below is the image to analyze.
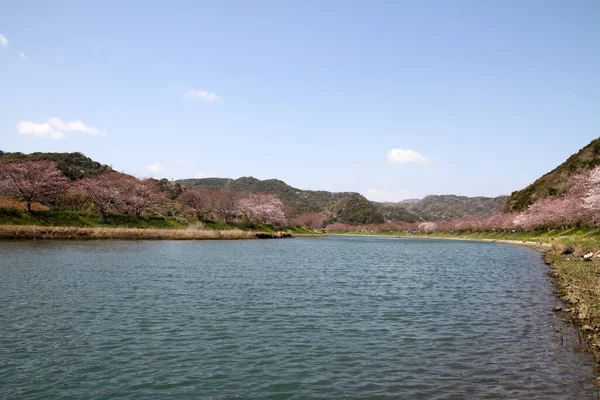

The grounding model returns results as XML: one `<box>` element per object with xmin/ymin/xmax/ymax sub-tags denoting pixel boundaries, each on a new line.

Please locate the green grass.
<box><xmin>0</xmin><ymin>207</ymin><xmax>322</xmax><ymax>235</ymax></box>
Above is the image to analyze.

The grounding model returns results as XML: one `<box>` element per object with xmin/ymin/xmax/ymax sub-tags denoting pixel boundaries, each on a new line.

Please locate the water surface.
<box><xmin>0</xmin><ymin>236</ymin><xmax>597</xmax><ymax>399</ymax></box>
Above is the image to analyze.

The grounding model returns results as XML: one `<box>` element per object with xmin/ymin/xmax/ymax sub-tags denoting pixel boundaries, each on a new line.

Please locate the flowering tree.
<box><xmin>418</xmin><ymin>221</ymin><xmax>438</xmax><ymax>232</ymax></box>
<box><xmin>122</xmin><ymin>178</ymin><xmax>167</xmax><ymax>217</ymax></box>
<box><xmin>582</xmin><ymin>166</ymin><xmax>600</xmax><ymax>221</ymax></box>
<box><xmin>179</xmin><ymin>188</ymin><xmax>213</xmax><ymax>220</ymax></box>
<box><xmin>72</xmin><ymin>172</ymin><xmax>125</xmax><ymax>217</ymax></box>
<box><xmin>73</xmin><ymin>172</ymin><xmax>166</xmax><ymax>218</ymax></box>
<box><xmin>0</xmin><ymin>161</ymin><xmax>70</xmax><ymax>212</ymax></box>
<box><xmin>290</xmin><ymin>212</ymin><xmax>325</xmax><ymax>229</ymax></box>
<box><xmin>211</xmin><ymin>188</ymin><xmax>238</xmax><ymax>223</ymax></box>
<box><xmin>237</xmin><ymin>193</ymin><xmax>287</xmax><ymax>226</ymax></box>
<box><xmin>325</xmin><ymin>222</ymin><xmax>350</xmax><ymax>231</ymax></box>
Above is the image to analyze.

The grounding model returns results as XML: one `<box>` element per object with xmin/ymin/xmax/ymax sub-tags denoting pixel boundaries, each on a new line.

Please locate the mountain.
<box><xmin>0</xmin><ymin>151</ymin><xmax>110</xmax><ymax>180</ymax></box>
<box><xmin>325</xmin><ymin>195</ymin><xmax>385</xmax><ymax>225</ymax></box>
<box><xmin>177</xmin><ymin>177</ymin><xmax>360</xmax><ymax>214</ymax></box>
<box><xmin>398</xmin><ymin>198</ymin><xmax>421</xmax><ymax>204</ymax></box>
<box><xmin>506</xmin><ymin>137</ymin><xmax>600</xmax><ymax>212</ymax></box>
<box><xmin>376</xmin><ymin>195</ymin><xmax>507</xmax><ymax>222</ymax></box>
<box><xmin>178</xmin><ymin>177</ymin><xmax>506</xmax><ymax>222</ymax></box>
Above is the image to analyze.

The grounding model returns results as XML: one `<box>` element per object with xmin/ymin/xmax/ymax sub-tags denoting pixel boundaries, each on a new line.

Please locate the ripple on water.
<box><xmin>0</xmin><ymin>237</ymin><xmax>597</xmax><ymax>399</ymax></box>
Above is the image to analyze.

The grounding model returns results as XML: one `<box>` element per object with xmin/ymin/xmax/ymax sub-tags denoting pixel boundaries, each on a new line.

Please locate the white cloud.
<box><xmin>193</xmin><ymin>171</ymin><xmax>215</xmax><ymax>179</ymax></box>
<box><xmin>18</xmin><ymin>52</ymin><xmax>26</xmax><ymax>59</ymax></box>
<box><xmin>183</xmin><ymin>89</ymin><xmax>220</xmax><ymax>102</ymax></box>
<box><xmin>16</xmin><ymin>118</ymin><xmax>107</xmax><ymax>140</ymax></box>
<box><xmin>175</xmin><ymin>159</ymin><xmax>187</xmax><ymax>164</ymax></box>
<box><xmin>146</xmin><ymin>163</ymin><xmax>165</xmax><ymax>173</ymax></box>
<box><xmin>387</xmin><ymin>148</ymin><xmax>432</xmax><ymax>165</ymax></box>
<box><xmin>0</xmin><ymin>34</ymin><xmax>8</xmax><ymax>48</ymax></box>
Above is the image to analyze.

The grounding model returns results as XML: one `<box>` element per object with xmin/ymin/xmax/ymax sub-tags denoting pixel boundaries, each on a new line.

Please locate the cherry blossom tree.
<box><xmin>0</xmin><ymin>161</ymin><xmax>70</xmax><ymax>212</ymax></box>
<box><xmin>122</xmin><ymin>178</ymin><xmax>167</xmax><ymax>217</ymax></box>
<box><xmin>418</xmin><ymin>221</ymin><xmax>438</xmax><ymax>232</ymax></box>
<box><xmin>290</xmin><ymin>212</ymin><xmax>325</xmax><ymax>229</ymax></box>
<box><xmin>211</xmin><ymin>188</ymin><xmax>238</xmax><ymax>223</ymax></box>
<box><xmin>325</xmin><ymin>222</ymin><xmax>350</xmax><ymax>231</ymax></box>
<box><xmin>237</xmin><ymin>193</ymin><xmax>287</xmax><ymax>226</ymax></box>
<box><xmin>179</xmin><ymin>188</ymin><xmax>213</xmax><ymax>221</ymax></box>
<box><xmin>582</xmin><ymin>166</ymin><xmax>600</xmax><ymax>222</ymax></box>
<box><xmin>72</xmin><ymin>172</ymin><xmax>125</xmax><ymax>217</ymax></box>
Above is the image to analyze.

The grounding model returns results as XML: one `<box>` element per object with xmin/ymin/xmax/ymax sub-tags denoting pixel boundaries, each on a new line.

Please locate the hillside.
<box><xmin>177</xmin><ymin>177</ymin><xmax>360</xmax><ymax>213</ymax></box>
<box><xmin>506</xmin><ymin>137</ymin><xmax>600</xmax><ymax>212</ymax></box>
<box><xmin>0</xmin><ymin>151</ymin><xmax>110</xmax><ymax>180</ymax></box>
<box><xmin>406</xmin><ymin>195</ymin><xmax>507</xmax><ymax>221</ymax></box>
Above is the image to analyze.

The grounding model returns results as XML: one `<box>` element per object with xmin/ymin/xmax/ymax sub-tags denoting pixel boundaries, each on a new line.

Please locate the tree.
<box><xmin>583</xmin><ymin>166</ymin><xmax>600</xmax><ymax>221</ymax></box>
<box><xmin>122</xmin><ymin>178</ymin><xmax>167</xmax><ymax>217</ymax></box>
<box><xmin>237</xmin><ymin>193</ymin><xmax>287</xmax><ymax>226</ymax></box>
<box><xmin>72</xmin><ymin>172</ymin><xmax>124</xmax><ymax>217</ymax></box>
<box><xmin>290</xmin><ymin>212</ymin><xmax>325</xmax><ymax>229</ymax></box>
<box><xmin>211</xmin><ymin>188</ymin><xmax>238</xmax><ymax>223</ymax></box>
<box><xmin>0</xmin><ymin>161</ymin><xmax>70</xmax><ymax>212</ymax></box>
<box><xmin>179</xmin><ymin>188</ymin><xmax>213</xmax><ymax>221</ymax></box>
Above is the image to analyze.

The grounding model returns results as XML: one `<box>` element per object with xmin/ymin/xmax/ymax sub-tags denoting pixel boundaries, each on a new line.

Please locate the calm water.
<box><xmin>0</xmin><ymin>236</ymin><xmax>597</xmax><ymax>399</ymax></box>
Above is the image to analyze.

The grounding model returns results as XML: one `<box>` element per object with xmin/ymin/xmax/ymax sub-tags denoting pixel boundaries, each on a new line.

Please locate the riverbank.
<box><xmin>0</xmin><ymin>225</ymin><xmax>298</xmax><ymax>240</ymax></box>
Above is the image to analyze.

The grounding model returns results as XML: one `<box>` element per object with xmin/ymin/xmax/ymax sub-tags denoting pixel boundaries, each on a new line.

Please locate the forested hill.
<box><xmin>506</xmin><ymin>137</ymin><xmax>600</xmax><ymax>212</ymax></box>
<box><xmin>177</xmin><ymin>177</ymin><xmax>360</xmax><ymax>214</ymax></box>
<box><xmin>377</xmin><ymin>194</ymin><xmax>508</xmax><ymax>222</ymax></box>
<box><xmin>0</xmin><ymin>151</ymin><xmax>110</xmax><ymax>180</ymax></box>
<box><xmin>177</xmin><ymin>177</ymin><xmax>507</xmax><ymax>221</ymax></box>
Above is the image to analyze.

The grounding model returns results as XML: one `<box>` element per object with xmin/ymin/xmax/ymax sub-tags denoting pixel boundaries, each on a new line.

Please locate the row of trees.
<box><xmin>0</xmin><ymin>161</ymin><xmax>324</xmax><ymax>228</ymax></box>
<box><xmin>5</xmin><ymin>160</ymin><xmax>600</xmax><ymax>232</ymax></box>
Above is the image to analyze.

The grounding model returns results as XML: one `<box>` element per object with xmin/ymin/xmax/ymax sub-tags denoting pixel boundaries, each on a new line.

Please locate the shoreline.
<box><xmin>332</xmin><ymin>231</ymin><xmax>600</xmax><ymax>374</ymax></box>
<box><xmin>0</xmin><ymin>225</ymin><xmax>296</xmax><ymax>241</ymax></box>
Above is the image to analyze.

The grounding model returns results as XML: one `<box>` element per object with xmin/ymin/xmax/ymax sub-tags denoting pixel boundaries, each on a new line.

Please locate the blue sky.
<box><xmin>1</xmin><ymin>1</ymin><xmax>599</xmax><ymax>201</ymax></box>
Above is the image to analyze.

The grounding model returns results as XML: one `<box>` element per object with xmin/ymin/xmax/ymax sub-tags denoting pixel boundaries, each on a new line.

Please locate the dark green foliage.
<box><xmin>0</xmin><ymin>208</ymin><xmax>185</xmax><ymax>228</ymax></box>
<box><xmin>0</xmin><ymin>151</ymin><xmax>110</xmax><ymax>180</ymax></box>
<box><xmin>506</xmin><ymin>137</ymin><xmax>600</xmax><ymax>212</ymax></box>
<box><xmin>325</xmin><ymin>195</ymin><xmax>385</xmax><ymax>225</ymax></box>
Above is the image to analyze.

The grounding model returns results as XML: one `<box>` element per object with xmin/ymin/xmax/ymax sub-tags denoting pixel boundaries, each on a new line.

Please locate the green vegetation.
<box><xmin>178</xmin><ymin>176</ymin><xmax>361</xmax><ymax>214</ymax></box>
<box><xmin>0</xmin><ymin>207</ymin><xmax>316</xmax><ymax>235</ymax></box>
<box><xmin>325</xmin><ymin>195</ymin><xmax>385</xmax><ymax>225</ymax></box>
<box><xmin>506</xmin><ymin>137</ymin><xmax>600</xmax><ymax>212</ymax></box>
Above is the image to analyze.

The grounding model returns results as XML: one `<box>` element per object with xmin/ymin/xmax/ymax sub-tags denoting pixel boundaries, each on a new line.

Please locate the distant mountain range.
<box><xmin>177</xmin><ymin>177</ymin><xmax>507</xmax><ymax>223</ymax></box>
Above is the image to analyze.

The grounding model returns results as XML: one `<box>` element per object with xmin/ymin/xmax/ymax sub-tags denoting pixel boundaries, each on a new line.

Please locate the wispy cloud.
<box><xmin>175</xmin><ymin>159</ymin><xmax>187</xmax><ymax>164</ymax></box>
<box><xmin>193</xmin><ymin>171</ymin><xmax>215</xmax><ymax>179</ymax></box>
<box><xmin>146</xmin><ymin>163</ymin><xmax>165</xmax><ymax>173</ymax></box>
<box><xmin>0</xmin><ymin>34</ymin><xmax>8</xmax><ymax>48</ymax></box>
<box><xmin>183</xmin><ymin>89</ymin><xmax>220</xmax><ymax>103</ymax></box>
<box><xmin>387</xmin><ymin>148</ymin><xmax>432</xmax><ymax>165</ymax></box>
<box><xmin>16</xmin><ymin>118</ymin><xmax>107</xmax><ymax>140</ymax></box>
<box><xmin>18</xmin><ymin>52</ymin><xmax>26</xmax><ymax>59</ymax></box>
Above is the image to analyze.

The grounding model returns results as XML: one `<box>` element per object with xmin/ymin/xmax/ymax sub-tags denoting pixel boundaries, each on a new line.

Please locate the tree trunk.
<box><xmin>26</xmin><ymin>201</ymin><xmax>31</xmax><ymax>213</ymax></box>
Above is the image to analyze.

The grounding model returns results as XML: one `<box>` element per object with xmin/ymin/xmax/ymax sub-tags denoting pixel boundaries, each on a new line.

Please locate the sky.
<box><xmin>1</xmin><ymin>1</ymin><xmax>599</xmax><ymax>202</ymax></box>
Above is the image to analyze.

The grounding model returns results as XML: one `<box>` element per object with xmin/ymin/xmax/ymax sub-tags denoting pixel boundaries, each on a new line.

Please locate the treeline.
<box><xmin>0</xmin><ymin>161</ymin><xmax>324</xmax><ymax>229</ymax></box>
<box><xmin>327</xmin><ymin>166</ymin><xmax>600</xmax><ymax>233</ymax></box>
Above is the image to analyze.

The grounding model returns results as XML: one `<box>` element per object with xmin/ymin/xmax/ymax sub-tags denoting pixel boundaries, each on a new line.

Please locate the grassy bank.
<box><xmin>0</xmin><ymin>225</ymin><xmax>300</xmax><ymax>240</ymax></box>
<box><xmin>0</xmin><ymin>207</ymin><xmax>318</xmax><ymax>236</ymax></box>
